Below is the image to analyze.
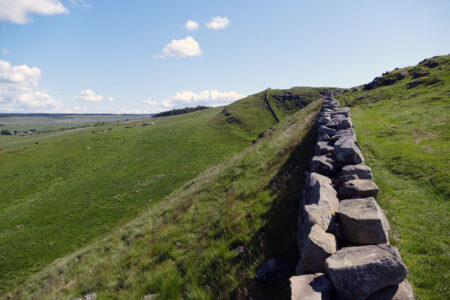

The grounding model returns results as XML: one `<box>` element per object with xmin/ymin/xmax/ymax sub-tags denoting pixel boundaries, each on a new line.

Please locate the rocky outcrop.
<box><xmin>290</xmin><ymin>94</ymin><xmax>413</xmax><ymax>299</ymax></box>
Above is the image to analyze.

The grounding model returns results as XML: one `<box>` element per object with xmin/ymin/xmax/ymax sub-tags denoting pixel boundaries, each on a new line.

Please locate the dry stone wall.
<box><xmin>290</xmin><ymin>95</ymin><xmax>414</xmax><ymax>300</ymax></box>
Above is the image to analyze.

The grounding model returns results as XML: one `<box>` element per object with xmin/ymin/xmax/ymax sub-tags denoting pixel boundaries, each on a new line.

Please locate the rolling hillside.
<box><xmin>338</xmin><ymin>54</ymin><xmax>449</xmax><ymax>299</ymax></box>
<box><xmin>1</xmin><ymin>54</ymin><xmax>448</xmax><ymax>300</ymax></box>
<box><xmin>0</xmin><ymin>87</ymin><xmax>327</xmax><ymax>296</ymax></box>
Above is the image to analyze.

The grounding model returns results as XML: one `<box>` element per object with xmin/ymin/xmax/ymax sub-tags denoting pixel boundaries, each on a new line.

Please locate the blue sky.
<box><xmin>1</xmin><ymin>0</ymin><xmax>449</xmax><ymax>113</ymax></box>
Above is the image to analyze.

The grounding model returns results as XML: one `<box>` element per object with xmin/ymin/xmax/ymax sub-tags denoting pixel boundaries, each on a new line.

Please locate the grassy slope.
<box><xmin>0</xmin><ymin>108</ymin><xmax>248</xmax><ymax>293</ymax></box>
<box><xmin>339</xmin><ymin>54</ymin><xmax>449</xmax><ymax>299</ymax></box>
<box><xmin>0</xmin><ymin>87</ymin><xmax>322</xmax><ymax>295</ymax></box>
<box><xmin>3</xmin><ymin>99</ymin><xmax>321</xmax><ymax>300</ymax></box>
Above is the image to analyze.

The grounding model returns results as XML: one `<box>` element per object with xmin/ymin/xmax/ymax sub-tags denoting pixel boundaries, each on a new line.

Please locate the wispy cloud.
<box><xmin>69</xmin><ymin>0</ymin><xmax>92</xmax><ymax>9</ymax></box>
<box><xmin>1</xmin><ymin>48</ymin><xmax>8</xmax><ymax>55</ymax></box>
<box><xmin>154</xmin><ymin>36</ymin><xmax>202</xmax><ymax>59</ymax></box>
<box><xmin>76</xmin><ymin>89</ymin><xmax>103</xmax><ymax>102</ymax></box>
<box><xmin>206</xmin><ymin>16</ymin><xmax>230</xmax><ymax>30</ymax></box>
<box><xmin>142</xmin><ymin>89</ymin><xmax>245</xmax><ymax>113</ymax></box>
<box><xmin>185</xmin><ymin>20</ymin><xmax>199</xmax><ymax>31</ymax></box>
<box><xmin>0</xmin><ymin>0</ymin><xmax>68</xmax><ymax>24</ymax></box>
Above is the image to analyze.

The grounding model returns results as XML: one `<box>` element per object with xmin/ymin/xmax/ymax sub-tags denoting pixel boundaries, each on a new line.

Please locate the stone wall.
<box><xmin>265</xmin><ymin>88</ymin><xmax>280</xmax><ymax>123</ymax></box>
<box><xmin>290</xmin><ymin>94</ymin><xmax>414</xmax><ymax>299</ymax></box>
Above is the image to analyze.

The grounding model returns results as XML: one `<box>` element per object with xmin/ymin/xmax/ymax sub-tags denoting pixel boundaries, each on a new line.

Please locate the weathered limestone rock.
<box><xmin>306</xmin><ymin>172</ymin><xmax>332</xmax><ymax>190</ymax></box>
<box><xmin>311</xmin><ymin>155</ymin><xmax>335</xmax><ymax>176</ymax></box>
<box><xmin>325</xmin><ymin>118</ymin><xmax>342</xmax><ymax>128</ymax></box>
<box><xmin>301</xmin><ymin>204</ymin><xmax>334</xmax><ymax>232</ymax></box>
<box><xmin>315</xmin><ymin>141</ymin><xmax>333</xmax><ymax>155</ymax></box>
<box><xmin>339</xmin><ymin>197</ymin><xmax>390</xmax><ymax>244</ymax></box>
<box><xmin>336</xmin><ymin>118</ymin><xmax>352</xmax><ymax>130</ymax></box>
<box><xmin>367</xmin><ymin>280</ymin><xmax>415</xmax><ymax>300</ymax></box>
<box><xmin>299</xmin><ymin>225</ymin><xmax>337</xmax><ymax>273</ymax></box>
<box><xmin>318</xmin><ymin>125</ymin><xmax>336</xmax><ymax>136</ymax></box>
<box><xmin>318</xmin><ymin>116</ymin><xmax>330</xmax><ymax>125</ymax></box>
<box><xmin>325</xmin><ymin>244</ymin><xmax>408</xmax><ymax>300</ymax></box>
<box><xmin>333</xmin><ymin>138</ymin><xmax>364</xmax><ymax>165</ymax></box>
<box><xmin>307</xmin><ymin>181</ymin><xmax>339</xmax><ymax>213</ymax></box>
<box><xmin>340</xmin><ymin>164</ymin><xmax>373</xmax><ymax>180</ymax></box>
<box><xmin>330</xmin><ymin>108</ymin><xmax>350</xmax><ymax>117</ymax></box>
<box><xmin>318</xmin><ymin>133</ymin><xmax>330</xmax><ymax>142</ymax></box>
<box><xmin>334</xmin><ymin>174</ymin><xmax>359</xmax><ymax>187</ymax></box>
<box><xmin>331</xmin><ymin>128</ymin><xmax>356</xmax><ymax>144</ymax></box>
<box><xmin>339</xmin><ymin>179</ymin><xmax>379</xmax><ymax>199</ymax></box>
<box><xmin>290</xmin><ymin>273</ymin><xmax>332</xmax><ymax>300</ymax></box>
<box><xmin>304</xmin><ymin>172</ymin><xmax>332</xmax><ymax>191</ymax></box>
<box><xmin>298</xmin><ymin>204</ymin><xmax>335</xmax><ymax>252</ymax></box>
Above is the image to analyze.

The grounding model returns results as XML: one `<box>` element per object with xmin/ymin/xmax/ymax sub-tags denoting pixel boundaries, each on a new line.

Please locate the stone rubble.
<box><xmin>290</xmin><ymin>93</ymin><xmax>414</xmax><ymax>300</ymax></box>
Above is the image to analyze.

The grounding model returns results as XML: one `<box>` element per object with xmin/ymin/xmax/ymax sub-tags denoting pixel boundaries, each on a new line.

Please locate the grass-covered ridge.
<box><xmin>3</xmin><ymin>99</ymin><xmax>322</xmax><ymax>300</ymax></box>
<box><xmin>338</xmin><ymin>54</ymin><xmax>450</xmax><ymax>299</ymax></box>
<box><xmin>0</xmin><ymin>87</ymin><xmax>324</xmax><ymax>295</ymax></box>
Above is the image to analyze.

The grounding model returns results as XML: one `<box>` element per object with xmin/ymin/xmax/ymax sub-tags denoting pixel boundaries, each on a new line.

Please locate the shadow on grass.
<box><xmin>233</xmin><ymin>122</ymin><xmax>317</xmax><ymax>299</ymax></box>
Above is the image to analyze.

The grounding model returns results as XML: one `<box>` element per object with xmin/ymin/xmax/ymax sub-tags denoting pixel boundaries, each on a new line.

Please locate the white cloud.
<box><xmin>76</xmin><ymin>89</ymin><xmax>103</xmax><ymax>102</ymax></box>
<box><xmin>1</xmin><ymin>48</ymin><xmax>8</xmax><ymax>55</ymax></box>
<box><xmin>69</xmin><ymin>0</ymin><xmax>92</xmax><ymax>9</ymax></box>
<box><xmin>185</xmin><ymin>20</ymin><xmax>199</xmax><ymax>31</ymax></box>
<box><xmin>108</xmin><ymin>96</ymin><xmax>115</xmax><ymax>102</ymax></box>
<box><xmin>0</xmin><ymin>0</ymin><xmax>68</xmax><ymax>24</ymax></box>
<box><xmin>142</xmin><ymin>89</ymin><xmax>245</xmax><ymax>113</ymax></box>
<box><xmin>0</xmin><ymin>59</ymin><xmax>62</xmax><ymax>112</ymax></box>
<box><xmin>206</xmin><ymin>16</ymin><xmax>230</xmax><ymax>30</ymax></box>
<box><xmin>154</xmin><ymin>36</ymin><xmax>202</xmax><ymax>59</ymax></box>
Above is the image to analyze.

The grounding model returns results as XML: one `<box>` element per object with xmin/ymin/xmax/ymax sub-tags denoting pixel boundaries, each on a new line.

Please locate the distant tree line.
<box><xmin>154</xmin><ymin>106</ymin><xmax>210</xmax><ymax>118</ymax></box>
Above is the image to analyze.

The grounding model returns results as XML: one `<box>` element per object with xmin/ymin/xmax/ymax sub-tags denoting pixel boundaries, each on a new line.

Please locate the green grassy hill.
<box><xmin>338</xmin><ymin>54</ymin><xmax>449</xmax><ymax>299</ymax></box>
<box><xmin>1</xmin><ymin>55</ymin><xmax>448</xmax><ymax>299</ymax></box>
<box><xmin>0</xmin><ymin>87</ymin><xmax>326</xmax><ymax>296</ymax></box>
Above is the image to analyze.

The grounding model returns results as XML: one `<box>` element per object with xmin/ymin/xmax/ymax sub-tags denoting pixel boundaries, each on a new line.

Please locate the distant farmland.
<box><xmin>0</xmin><ymin>114</ymin><xmax>152</xmax><ymax>132</ymax></box>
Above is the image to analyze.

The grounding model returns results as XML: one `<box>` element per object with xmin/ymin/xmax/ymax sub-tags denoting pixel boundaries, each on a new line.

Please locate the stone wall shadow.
<box><xmin>233</xmin><ymin>121</ymin><xmax>317</xmax><ymax>299</ymax></box>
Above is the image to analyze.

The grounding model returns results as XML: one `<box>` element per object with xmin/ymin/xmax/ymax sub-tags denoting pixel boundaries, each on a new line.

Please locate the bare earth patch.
<box><xmin>412</xmin><ymin>129</ymin><xmax>438</xmax><ymax>143</ymax></box>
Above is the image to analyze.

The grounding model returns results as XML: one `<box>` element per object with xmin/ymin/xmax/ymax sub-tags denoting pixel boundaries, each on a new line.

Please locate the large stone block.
<box><xmin>367</xmin><ymin>280</ymin><xmax>415</xmax><ymax>300</ymax></box>
<box><xmin>338</xmin><ymin>179</ymin><xmax>379</xmax><ymax>199</ymax></box>
<box><xmin>325</xmin><ymin>244</ymin><xmax>408</xmax><ymax>300</ymax></box>
<box><xmin>339</xmin><ymin>164</ymin><xmax>373</xmax><ymax>180</ymax></box>
<box><xmin>290</xmin><ymin>273</ymin><xmax>332</xmax><ymax>300</ymax></box>
<box><xmin>318</xmin><ymin>116</ymin><xmax>330</xmax><ymax>125</ymax></box>
<box><xmin>339</xmin><ymin>197</ymin><xmax>390</xmax><ymax>244</ymax></box>
<box><xmin>315</xmin><ymin>141</ymin><xmax>334</xmax><ymax>155</ymax></box>
<box><xmin>333</xmin><ymin>138</ymin><xmax>364</xmax><ymax>165</ymax></box>
<box><xmin>298</xmin><ymin>225</ymin><xmax>337</xmax><ymax>273</ymax></box>
<box><xmin>318</xmin><ymin>125</ymin><xmax>337</xmax><ymax>136</ymax></box>
<box><xmin>307</xmin><ymin>181</ymin><xmax>339</xmax><ymax>213</ymax></box>
<box><xmin>331</xmin><ymin>128</ymin><xmax>356</xmax><ymax>144</ymax></box>
<box><xmin>310</xmin><ymin>155</ymin><xmax>335</xmax><ymax>176</ymax></box>
<box><xmin>298</xmin><ymin>204</ymin><xmax>335</xmax><ymax>253</ymax></box>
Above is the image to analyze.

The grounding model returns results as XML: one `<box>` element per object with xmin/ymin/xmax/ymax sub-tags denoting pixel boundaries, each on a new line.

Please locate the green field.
<box><xmin>0</xmin><ymin>87</ymin><xmax>324</xmax><ymax>297</ymax></box>
<box><xmin>0</xmin><ymin>114</ymin><xmax>151</xmax><ymax>132</ymax></box>
<box><xmin>1</xmin><ymin>55</ymin><xmax>449</xmax><ymax>300</ymax></box>
<box><xmin>338</xmin><ymin>54</ymin><xmax>449</xmax><ymax>299</ymax></box>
